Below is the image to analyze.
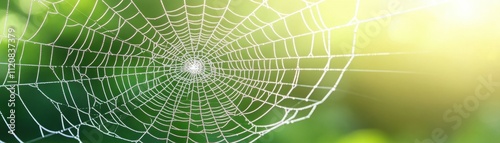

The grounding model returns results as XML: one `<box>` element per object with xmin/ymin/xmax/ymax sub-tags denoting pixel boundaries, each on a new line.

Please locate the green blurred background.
<box><xmin>1</xmin><ymin>0</ymin><xmax>500</xmax><ymax>143</ymax></box>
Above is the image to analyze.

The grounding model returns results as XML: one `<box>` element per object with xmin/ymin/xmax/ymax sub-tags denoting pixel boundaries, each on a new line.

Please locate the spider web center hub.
<box><xmin>175</xmin><ymin>56</ymin><xmax>217</xmax><ymax>83</ymax></box>
<box><xmin>183</xmin><ymin>59</ymin><xmax>205</xmax><ymax>75</ymax></box>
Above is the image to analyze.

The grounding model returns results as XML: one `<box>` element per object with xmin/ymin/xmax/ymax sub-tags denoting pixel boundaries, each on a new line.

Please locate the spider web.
<box><xmin>0</xmin><ymin>0</ymin><xmax>449</xmax><ymax>142</ymax></box>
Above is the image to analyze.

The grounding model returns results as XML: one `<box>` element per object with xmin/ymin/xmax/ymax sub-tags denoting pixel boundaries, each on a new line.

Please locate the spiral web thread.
<box><xmin>0</xmin><ymin>0</ymin><xmax>449</xmax><ymax>142</ymax></box>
